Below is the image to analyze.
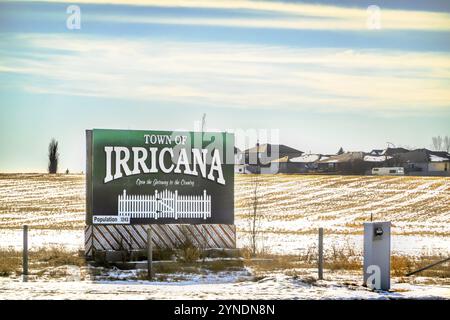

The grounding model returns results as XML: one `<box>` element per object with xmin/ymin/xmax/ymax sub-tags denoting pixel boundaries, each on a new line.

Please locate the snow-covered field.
<box><xmin>0</xmin><ymin>173</ymin><xmax>449</xmax><ymax>257</ymax></box>
<box><xmin>235</xmin><ymin>174</ymin><xmax>450</xmax><ymax>256</ymax></box>
<box><xmin>0</xmin><ymin>173</ymin><xmax>448</xmax><ymax>300</ymax></box>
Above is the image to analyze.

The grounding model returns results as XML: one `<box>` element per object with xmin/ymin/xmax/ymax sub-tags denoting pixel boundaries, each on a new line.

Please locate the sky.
<box><xmin>0</xmin><ymin>0</ymin><xmax>449</xmax><ymax>173</ymax></box>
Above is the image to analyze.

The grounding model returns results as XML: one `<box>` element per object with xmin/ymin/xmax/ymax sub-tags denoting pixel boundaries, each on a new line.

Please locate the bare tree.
<box><xmin>432</xmin><ymin>136</ymin><xmax>443</xmax><ymax>151</ymax></box>
<box><xmin>246</xmin><ymin>174</ymin><xmax>264</xmax><ymax>256</ymax></box>
<box><xmin>444</xmin><ymin>136</ymin><xmax>450</xmax><ymax>153</ymax></box>
<box><xmin>48</xmin><ymin>138</ymin><xmax>59</xmax><ymax>174</ymax></box>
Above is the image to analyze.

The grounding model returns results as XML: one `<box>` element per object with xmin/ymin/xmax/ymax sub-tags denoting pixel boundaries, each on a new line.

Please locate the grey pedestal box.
<box><xmin>363</xmin><ymin>222</ymin><xmax>391</xmax><ymax>291</ymax></box>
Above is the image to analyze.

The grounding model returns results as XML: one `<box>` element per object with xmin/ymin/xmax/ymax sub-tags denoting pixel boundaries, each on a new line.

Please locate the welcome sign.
<box><xmin>86</xmin><ymin>129</ymin><xmax>234</xmax><ymax>225</ymax></box>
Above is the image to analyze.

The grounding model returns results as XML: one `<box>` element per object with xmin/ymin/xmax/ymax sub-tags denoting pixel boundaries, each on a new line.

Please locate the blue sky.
<box><xmin>1</xmin><ymin>0</ymin><xmax>449</xmax><ymax>172</ymax></box>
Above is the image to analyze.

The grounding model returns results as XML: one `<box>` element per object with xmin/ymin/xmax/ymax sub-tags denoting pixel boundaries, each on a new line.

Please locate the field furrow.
<box><xmin>0</xmin><ymin>173</ymin><xmax>449</xmax><ymax>256</ymax></box>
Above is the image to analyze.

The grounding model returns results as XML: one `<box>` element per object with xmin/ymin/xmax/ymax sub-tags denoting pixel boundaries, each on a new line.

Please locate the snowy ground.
<box><xmin>0</xmin><ymin>270</ymin><xmax>448</xmax><ymax>300</ymax></box>
<box><xmin>0</xmin><ymin>174</ymin><xmax>449</xmax><ymax>299</ymax></box>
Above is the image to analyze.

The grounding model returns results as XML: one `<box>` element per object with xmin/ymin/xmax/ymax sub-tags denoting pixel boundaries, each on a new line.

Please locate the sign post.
<box><xmin>147</xmin><ymin>226</ymin><xmax>153</xmax><ymax>280</ymax></box>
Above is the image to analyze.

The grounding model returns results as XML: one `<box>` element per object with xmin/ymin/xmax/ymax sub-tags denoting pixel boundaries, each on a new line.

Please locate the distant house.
<box><xmin>268</xmin><ymin>156</ymin><xmax>291</xmax><ymax>174</ymax></box>
<box><xmin>241</xmin><ymin>143</ymin><xmax>303</xmax><ymax>174</ymax></box>
<box><xmin>363</xmin><ymin>147</ymin><xmax>409</xmax><ymax>172</ymax></box>
<box><xmin>281</xmin><ymin>154</ymin><xmax>326</xmax><ymax>173</ymax></box>
<box><xmin>317</xmin><ymin>152</ymin><xmax>366</xmax><ymax>174</ymax></box>
<box><xmin>397</xmin><ymin>149</ymin><xmax>450</xmax><ymax>176</ymax></box>
<box><xmin>365</xmin><ymin>148</ymin><xmax>450</xmax><ymax>176</ymax></box>
<box><xmin>235</xmin><ymin>143</ymin><xmax>450</xmax><ymax>176</ymax></box>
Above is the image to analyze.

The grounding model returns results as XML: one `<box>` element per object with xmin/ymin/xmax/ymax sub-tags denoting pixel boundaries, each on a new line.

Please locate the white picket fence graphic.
<box><xmin>118</xmin><ymin>189</ymin><xmax>211</xmax><ymax>220</ymax></box>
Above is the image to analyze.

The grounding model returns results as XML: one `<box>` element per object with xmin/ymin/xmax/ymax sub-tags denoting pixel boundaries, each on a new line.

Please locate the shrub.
<box><xmin>177</xmin><ymin>226</ymin><xmax>201</xmax><ymax>263</ymax></box>
<box><xmin>152</xmin><ymin>247</ymin><xmax>176</xmax><ymax>261</ymax></box>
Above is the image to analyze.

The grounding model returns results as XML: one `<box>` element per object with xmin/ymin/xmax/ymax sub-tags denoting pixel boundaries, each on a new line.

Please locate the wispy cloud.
<box><xmin>2</xmin><ymin>34</ymin><xmax>449</xmax><ymax>113</ymax></box>
<box><xmin>15</xmin><ymin>0</ymin><xmax>450</xmax><ymax>31</ymax></box>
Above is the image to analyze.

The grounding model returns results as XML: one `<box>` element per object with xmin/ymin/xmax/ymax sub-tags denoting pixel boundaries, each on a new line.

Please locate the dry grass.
<box><xmin>243</xmin><ymin>245</ymin><xmax>362</xmax><ymax>274</ymax></box>
<box><xmin>241</xmin><ymin>244</ymin><xmax>449</xmax><ymax>280</ymax></box>
<box><xmin>391</xmin><ymin>254</ymin><xmax>450</xmax><ymax>278</ymax></box>
<box><xmin>0</xmin><ymin>247</ymin><xmax>85</xmax><ymax>277</ymax></box>
<box><xmin>0</xmin><ymin>248</ymin><xmax>21</xmax><ymax>276</ymax></box>
<box><xmin>32</xmin><ymin>247</ymin><xmax>85</xmax><ymax>267</ymax></box>
<box><xmin>325</xmin><ymin>244</ymin><xmax>361</xmax><ymax>271</ymax></box>
<box><xmin>1</xmin><ymin>245</ymin><xmax>447</xmax><ymax>285</ymax></box>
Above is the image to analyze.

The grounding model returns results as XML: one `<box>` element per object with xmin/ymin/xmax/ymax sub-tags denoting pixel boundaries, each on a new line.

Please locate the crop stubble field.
<box><xmin>0</xmin><ymin>173</ymin><xmax>449</xmax><ymax>256</ymax></box>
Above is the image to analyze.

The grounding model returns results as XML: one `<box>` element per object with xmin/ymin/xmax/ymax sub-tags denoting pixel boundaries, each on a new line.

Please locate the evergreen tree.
<box><xmin>48</xmin><ymin>139</ymin><xmax>59</xmax><ymax>174</ymax></box>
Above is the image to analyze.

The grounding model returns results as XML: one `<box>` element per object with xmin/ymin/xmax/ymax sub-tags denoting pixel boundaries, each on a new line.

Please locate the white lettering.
<box><xmin>174</xmin><ymin>148</ymin><xmax>193</xmax><ymax>175</ymax></box>
<box><xmin>159</xmin><ymin>147</ymin><xmax>174</xmax><ymax>173</ymax></box>
<box><xmin>148</xmin><ymin>147</ymin><xmax>158</xmax><ymax>173</ymax></box>
<box><xmin>191</xmin><ymin>148</ymin><xmax>207</xmax><ymax>178</ymax></box>
<box><xmin>104</xmin><ymin>146</ymin><xmax>114</xmax><ymax>183</ymax></box>
<box><xmin>113</xmin><ymin>147</ymin><xmax>132</xmax><ymax>180</ymax></box>
<box><xmin>131</xmin><ymin>147</ymin><xmax>150</xmax><ymax>174</ymax></box>
<box><xmin>103</xmin><ymin>146</ymin><xmax>226</xmax><ymax>185</ymax></box>
<box><xmin>208</xmin><ymin>149</ymin><xmax>225</xmax><ymax>185</ymax></box>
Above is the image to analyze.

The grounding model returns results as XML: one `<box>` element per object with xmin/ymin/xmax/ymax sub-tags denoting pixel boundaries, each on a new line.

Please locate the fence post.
<box><xmin>147</xmin><ymin>226</ymin><xmax>153</xmax><ymax>280</ymax></box>
<box><xmin>23</xmin><ymin>225</ymin><xmax>28</xmax><ymax>281</ymax></box>
<box><xmin>203</xmin><ymin>190</ymin><xmax>207</xmax><ymax>219</ymax></box>
<box><xmin>174</xmin><ymin>190</ymin><xmax>178</xmax><ymax>220</ymax></box>
<box><xmin>318</xmin><ymin>227</ymin><xmax>323</xmax><ymax>280</ymax></box>
<box><xmin>155</xmin><ymin>190</ymin><xmax>158</xmax><ymax>219</ymax></box>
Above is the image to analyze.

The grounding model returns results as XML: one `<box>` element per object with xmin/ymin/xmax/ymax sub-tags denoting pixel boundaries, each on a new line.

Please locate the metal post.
<box><xmin>318</xmin><ymin>227</ymin><xmax>323</xmax><ymax>280</ymax></box>
<box><xmin>147</xmin><ymin>226</ymin><xmax>153</xmax><ymax>280</ymax></box>
<box><xmin>363</xmin><ymin>222</ymin><xmax>391</xmax><ymax>290</ymax></box>
<box><xmin>23</xmin><ymin>225</ymin><xmax>28</xmax><ymax>281</ymax></box>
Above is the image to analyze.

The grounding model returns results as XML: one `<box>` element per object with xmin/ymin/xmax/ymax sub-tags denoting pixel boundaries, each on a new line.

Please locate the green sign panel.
<box><xmin>86</xmin><ymin>129</ymin><xmax>234</xmax><ymax>225</ymax></box>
